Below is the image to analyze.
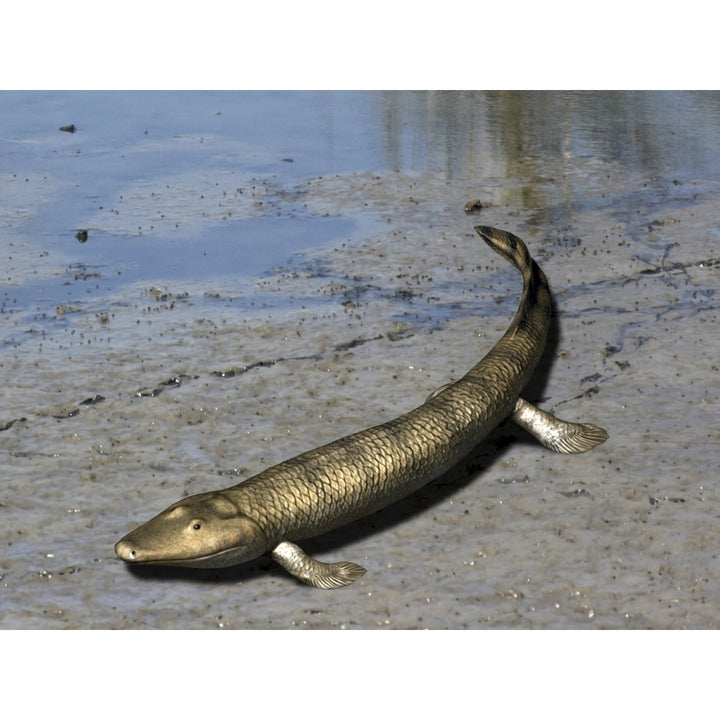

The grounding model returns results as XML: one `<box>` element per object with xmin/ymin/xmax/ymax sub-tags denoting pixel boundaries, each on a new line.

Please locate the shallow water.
<box><xmin>2</xmin><ymin>90</ymin><xmax>720</xmax><ymax>629</ymax></box>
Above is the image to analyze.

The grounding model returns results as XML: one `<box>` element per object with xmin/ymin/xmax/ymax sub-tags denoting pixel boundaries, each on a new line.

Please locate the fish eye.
<box><xmin>192</xmin><ymin>522</ymin><xmax>202</xmax><ymax>531</ymax></box>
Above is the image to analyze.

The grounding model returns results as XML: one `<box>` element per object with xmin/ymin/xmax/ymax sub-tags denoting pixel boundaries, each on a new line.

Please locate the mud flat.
<box><xmin>2</xmin><ymin>91</ymin><xmax>719</xmax><ymax>628</ymax></box>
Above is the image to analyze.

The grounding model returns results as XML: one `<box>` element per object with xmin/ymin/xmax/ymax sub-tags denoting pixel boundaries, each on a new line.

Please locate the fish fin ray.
<box><xmin>511</xmin><ymin>397</ymin><xmax>608</xmax><ymax>454</ymax></box>
<box><xmin>271</xmin><ymin>541</ymin><xmax>366</xmax><ymax>589</ymax></box>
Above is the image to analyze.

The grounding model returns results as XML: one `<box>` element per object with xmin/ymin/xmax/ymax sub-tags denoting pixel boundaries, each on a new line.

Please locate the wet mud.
<box><xmin>2</xmin><ymin>91</ymin><xmax>720</xmax><ymax>629</ymax></box>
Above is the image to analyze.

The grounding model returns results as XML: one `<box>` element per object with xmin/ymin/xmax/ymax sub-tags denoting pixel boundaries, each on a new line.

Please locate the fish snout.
<box><xmin>114</xmin><ymin>539</ymin><xmax>139</xmax><ymax>562</ymax></box>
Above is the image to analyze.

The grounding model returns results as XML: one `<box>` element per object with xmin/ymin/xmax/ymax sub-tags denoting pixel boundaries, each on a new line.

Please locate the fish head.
<box><xmin>114</xmin><ymin>491</ymin><xmax>268</xmax><ymax>568</ymax></box>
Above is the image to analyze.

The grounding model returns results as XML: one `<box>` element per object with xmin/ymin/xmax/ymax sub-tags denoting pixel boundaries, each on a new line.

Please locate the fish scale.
<box><xmin>115</xmin><ymin>226</ymin><xmax>608</xmax><ymax>588</ymax></box>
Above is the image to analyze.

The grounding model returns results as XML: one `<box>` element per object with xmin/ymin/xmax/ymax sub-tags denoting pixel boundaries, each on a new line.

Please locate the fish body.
<box><xmin>115</xmin><ymin>226</ymin><xmax>607</xmax><ymax>588</ymax></box>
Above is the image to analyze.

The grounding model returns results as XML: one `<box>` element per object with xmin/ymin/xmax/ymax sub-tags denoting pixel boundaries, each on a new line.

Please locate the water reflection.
<box><xmin>374</xmin><ymin>91</ymin><xmax>492</xmax><ymax>177</ymax></box>
<box><xmin>374</xmin><ymin>90</ymin><xmax>720</xmax><ymax>186</ymax></box>
<box><xmin>2</xmin><ymin>90</ymin><xmax>719</xmax><ymax>324</ymax></box>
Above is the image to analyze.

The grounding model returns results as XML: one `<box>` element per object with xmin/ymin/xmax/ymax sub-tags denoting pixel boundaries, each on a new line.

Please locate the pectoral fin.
<box><xmin>511</xmin><ymin>397</ymin><xmax>608</xmax><ymax>454</ymax></box>
<box><xmin>271</xmin><ymin>541</ymin><xmax>367</xmax><ymax>589</ymax></box>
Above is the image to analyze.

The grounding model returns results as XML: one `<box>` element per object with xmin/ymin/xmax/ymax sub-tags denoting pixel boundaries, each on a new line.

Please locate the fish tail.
<box><xmin>474</xmin><ymin>225</ymin><xmax>534</xmax><ymax>277</ymax></box>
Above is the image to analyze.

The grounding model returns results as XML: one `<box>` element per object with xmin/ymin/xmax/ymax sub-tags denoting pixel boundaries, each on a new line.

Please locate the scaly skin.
<box><xmin>215</xmin><ymin>227</ymin><xmax>550</xmax><ymax>541</ymax></box>
<box><xmin>115</xmin><ymin>226</ymin><xmax>607</xmax><ymax>587</ymax></box>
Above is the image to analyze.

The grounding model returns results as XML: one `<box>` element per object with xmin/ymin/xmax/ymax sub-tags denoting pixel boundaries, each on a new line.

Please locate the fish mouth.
<box><xmin>114</xmin><ymin>539</ymin><xmax>250</xmax><ymax>568</ymax></box>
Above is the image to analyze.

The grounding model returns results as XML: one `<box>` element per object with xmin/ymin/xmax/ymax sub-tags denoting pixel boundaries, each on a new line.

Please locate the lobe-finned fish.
<box><xmin>115</xmin><ymin>226</ymin><xmax>607</xmax><ymax>588</ymax></box>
